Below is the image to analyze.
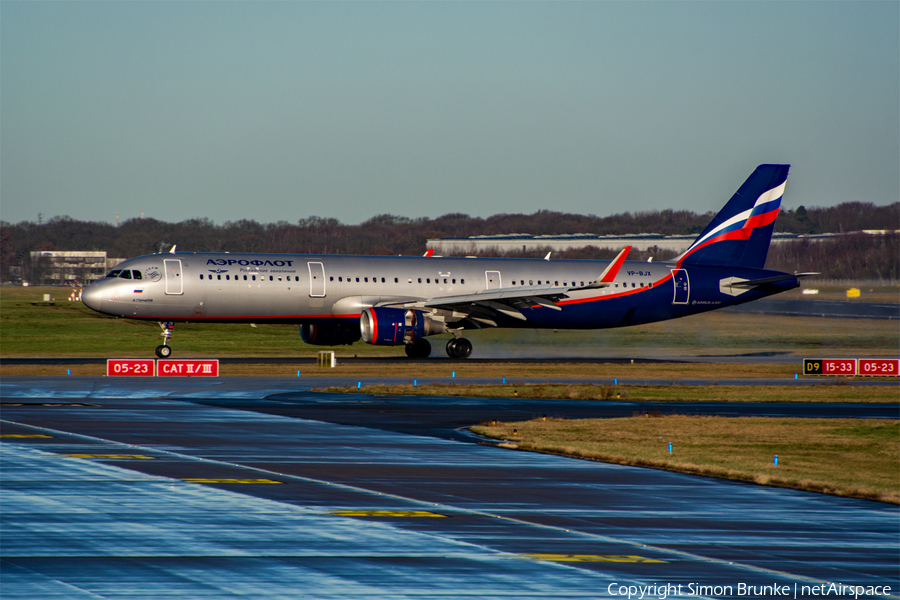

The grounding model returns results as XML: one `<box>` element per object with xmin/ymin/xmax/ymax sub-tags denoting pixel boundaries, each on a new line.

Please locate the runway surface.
<box><xmin>2</xmin><ymin>378</ymin><xmax>898</xmax><ymax>599</ymax></box>
<box><xmin>723</xmin><ymin>298</ymin><xmax>898</xmax><ymax>320</ymax></box>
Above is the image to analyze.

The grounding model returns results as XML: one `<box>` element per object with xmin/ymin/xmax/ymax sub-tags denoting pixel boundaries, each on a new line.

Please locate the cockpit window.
<box><xmin>119</xmin><ymin>270</ymin><xmax>132</xmax><ymax>279</ymax></box>
<box><xmin>131</xmin><ymin>270</ymin><xmax>142</xmax><ymax>280</ymax></box>
<box><xmin>107</xmin><ymin>270</ymin><xmax>122</xmax><ymax>278</ymax></box>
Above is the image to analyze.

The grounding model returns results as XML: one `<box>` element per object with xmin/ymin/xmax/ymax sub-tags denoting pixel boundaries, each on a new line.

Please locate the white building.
<box><xmin>425</xmin><ymin>232</ymin><xmax>871</xmax><ymax>256</ymax></box>
<box><xmin>28</xmin><ymin>251</ymin><xmax>125</xmax><ymax>284</ymax></box>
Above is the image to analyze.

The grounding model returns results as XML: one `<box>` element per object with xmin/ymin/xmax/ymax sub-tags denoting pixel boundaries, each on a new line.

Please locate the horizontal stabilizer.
<box><xmin>729</xmin><ymin>272</ymin><xmax>819</xmax><ymax>288</ymax></box>
<box><xmin>719</xmin><ymin>272</ymin><xmax>818</xmax><ymax>297</ymax></box>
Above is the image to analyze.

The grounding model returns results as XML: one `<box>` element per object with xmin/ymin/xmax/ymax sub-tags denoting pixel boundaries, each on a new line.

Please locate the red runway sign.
<box><xmin>107</xmin><ymin>359</ymin><xmax>155</xmax><ymax>377</ymax></box>
<box><xmin>157</xmin><ymin>360</ymin><xmax>219</xmax><ymax>377</ymax></box>
<box><xmin>858</xmin><ymin>359</ymin><xmax>899</xmax><ymax>377</ymax></box>
<box><xmin>803</xmin><ymin>358</ymin><xmax>857</xmax><ymax>376</ymax></box>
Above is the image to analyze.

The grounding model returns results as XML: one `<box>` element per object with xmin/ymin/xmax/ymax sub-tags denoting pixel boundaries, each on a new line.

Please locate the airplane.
<box><xmin>81</xmin><ymin>164</ymin><xmax>812</xmax><ymax>359</ymax></box>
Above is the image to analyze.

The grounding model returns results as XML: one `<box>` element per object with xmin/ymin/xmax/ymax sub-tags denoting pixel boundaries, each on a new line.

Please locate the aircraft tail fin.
<box><xmin>675</xmin><ymin>164</ymin><xmax>789</xmax><ymax>269</ymax></box>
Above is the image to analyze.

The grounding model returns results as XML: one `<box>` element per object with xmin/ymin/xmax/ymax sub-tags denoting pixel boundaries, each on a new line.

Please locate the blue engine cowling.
<box><xmin>360</xmin><ymin>307</ymin><xmax>441</xmax><ymax>345</ymax></box>
<box><xmin>300</xmin><ymin>321</ymin><xmax>361</xmax><ymax>346</ymax></box>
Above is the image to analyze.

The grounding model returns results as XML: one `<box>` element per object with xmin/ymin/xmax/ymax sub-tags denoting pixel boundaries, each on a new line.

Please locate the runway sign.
<box><xmin>107</xmin><ymin>359</ymin><xmax>155</xmax><ymax>377</ymax></box>
<box><xmin>858</xmin><ymin>358</ymin><xmax>899</xmax><ymax>377</ymax></box>
<box><xmin>803</xmin><ymin>358</ymin><xmax>856</xmax><ymax>376</ymax></box>
<box><xmin>157</xmin><ymin>360</ymin><xmax>219</xmax><ymax>377</ymax></box>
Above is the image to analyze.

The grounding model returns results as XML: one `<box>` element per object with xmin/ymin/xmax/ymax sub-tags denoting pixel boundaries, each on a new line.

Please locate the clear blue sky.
<box><xmin>2</xmin><ymin>1</ymin><xmax>897</xmax><ymax>226</ymax></box>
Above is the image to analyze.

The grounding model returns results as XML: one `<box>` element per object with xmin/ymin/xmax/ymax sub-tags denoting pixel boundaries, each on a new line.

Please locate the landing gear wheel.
<box><xmin>155</xmin><ymin>345</ymin><xmax>172</xmax><ymax>358</ymax></box>
<box><xmin>405</xmin><ymin>338</ymin><xmax>431</xmax><ymax>358</ymax></box>
<box><xmin>446</xmin><ymin>337</ymin><xmax>472</xmax><ymax>359</ymax></box>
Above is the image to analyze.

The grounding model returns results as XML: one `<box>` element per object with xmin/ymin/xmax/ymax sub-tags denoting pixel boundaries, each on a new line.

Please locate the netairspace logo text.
<box><xmin>605</xmin><ymin>582</ymin><xmax>893</xmax><ymax>599</ymax></box>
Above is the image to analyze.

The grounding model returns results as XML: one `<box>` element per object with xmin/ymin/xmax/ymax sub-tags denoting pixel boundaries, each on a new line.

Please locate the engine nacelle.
<box><xmin>360</xmin><ymin>307</ymin><xmax>443</xmax><ymax>346</ymax></box>
<box><xmin>300</xmin><ymin>321</ymin><xmax>361</xmax><ymax>346</ymax></box>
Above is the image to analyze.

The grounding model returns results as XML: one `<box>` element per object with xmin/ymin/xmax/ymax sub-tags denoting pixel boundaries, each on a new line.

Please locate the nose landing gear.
<box><xmin>155</xmin><ymin>322</ymin><xmax>174</xmax><ymax>358</ymax></box>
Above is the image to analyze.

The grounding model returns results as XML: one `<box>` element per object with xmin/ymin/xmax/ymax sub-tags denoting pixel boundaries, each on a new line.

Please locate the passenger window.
<box><xmin>381</xmin><ymin>277</ymin><xmax>385</xmax><ymax>283</ymax></box>
<box><xmin>329</xmin><ymin>276</ymin><xmax>333</xmax><ymax>281</ymax></box>
<box><xmin>394</xmin><ymin>278</ymin><xmax>398</xmax><ymax>283</ymax></box>
<box><xmin>338</xmin><ymin>277</ymin><xmax>342</xmax><ymax>282</ymax></box>
<box><xmin>217</xmin><ymin>275</ymin><xmax>222</xmax><ymax>281</ymax></box>
<box><xmin>632</xmin><ymin>282</ymin><xmax>636</xmax><ymax>288</ymax></box>
<box><xmin>554</xmin><ymin>281</ymin><xmax>558</xmax><ymax>286</ymax></box>
<box><xmin>418</xmin><ymin>278</ymin><xmax>422</xmax><ymax>283</ymax></box>
<box><xmin>452</xmin><ymin>279</ymin><xmax>456</xmax><ymax>284</ymax></box>
<box><xmin>427</xmin><ymin>278</ymin><xmax>430</xmax><ymax>283</ymax></box>
<box><xmin>538</xmin><ymin>280</ymin><xmax>542</xmax><ymax>285</ymax></box>
<box><xmin>649</xmin><ymin>283</ymin><xmax>653</xmax><ymax>288</ymax></box>
<box><xmin>364</xmin><ymin>277</ymin><xmax>368</xmax><ymax>282</ymax></box>
<box><xmin>269</xmin><ymin>276</ymin><xmax>273</xmax><ymax>281</ymax></box>
<box><xmin>443</xmin><ymin>278</ymin><xmax>447</xmax><ymax>284</ymax></box>
<box><xmin>200</xmin><ymin>274</ymin><xmax>204</xmax><ymax>280</ymax></box>
<box><xmin>132</xmin><ymin>270</ymin><xmax>142</xmax><ymax>280</ymax></box>
<box><xmin>119</xmin><ymin>270</ymin><xmax>132</xmax><ymax>280</ymax></box>
<box><xmin>107</xmin><ymin>270</ymin><xmax>122</xmax><ymax>278</ymax></box>
<box><xmin>520</xmin><ymin>280</ymin><xmax>524</xmax><ymax>285</ymax></box>
<box><xmin>529</xmin><ymin>280</ymin><xmax>533</xmax><ymax>285</ymax></box>
<box><xmin>461</xmin><ymin>278</ymin><xmax>464</xmax><ymax>284</ymax></box>
<box><xmin>356</xmin><ymin>277</ymin><xmax>360</xmax><ymax>282</ymax></box>
<box><xmin>244</xmin><ymin>275</ymin><xmax>248</xmax><ymax>281</ymax></box>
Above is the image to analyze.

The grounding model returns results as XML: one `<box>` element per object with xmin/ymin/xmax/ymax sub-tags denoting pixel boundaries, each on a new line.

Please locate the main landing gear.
<box><xmin>155</xmin><ymin>322</ymin><xmax>174</xmax><ymax>358</ymax></box>
<box><xmin>446</xmin><ymin>337</ymin><xmax>472</xmax><ymax>359</ymax></box>
<box><xmin>404</xmin><ymin>338</ymin><xmax>431</xmax><ymax>358</ymax></box>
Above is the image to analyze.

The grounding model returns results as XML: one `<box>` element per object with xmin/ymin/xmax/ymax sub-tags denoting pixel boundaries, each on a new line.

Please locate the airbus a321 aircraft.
<box><xmin>82</xmin><ymin>164</ymin><xmax>810</xmax><ymax>359</ymax></box>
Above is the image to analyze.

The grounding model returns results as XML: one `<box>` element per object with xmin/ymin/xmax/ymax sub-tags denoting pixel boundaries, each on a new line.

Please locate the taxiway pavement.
<box><xmin>1</xmin><ymin>378</ymin><xmax>898</xmax><ymax>599</ymax></box>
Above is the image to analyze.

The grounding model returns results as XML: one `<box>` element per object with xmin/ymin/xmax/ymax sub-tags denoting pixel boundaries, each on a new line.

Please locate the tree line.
<box><xmin>2</xmin><ymin>201</ymin><xmax>897</xmax><ymax>282</ymax></box>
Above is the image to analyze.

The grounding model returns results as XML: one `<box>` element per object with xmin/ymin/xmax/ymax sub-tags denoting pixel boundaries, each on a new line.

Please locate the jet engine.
<box><xmin>300</xmin><ymin>322</ymin><xmax>361</xmax><ymax>346</ymax></box>
<box><xmin>360</xmin><ymin>307</ymin><xmax>443</xmax><ymax>346</ymax></box>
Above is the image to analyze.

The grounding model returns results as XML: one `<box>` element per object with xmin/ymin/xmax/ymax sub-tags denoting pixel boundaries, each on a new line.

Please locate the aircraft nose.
<box><xmin>81</xmin><ymin>284</ymin><xmax>103</xmax><ymax>312</ymax></box>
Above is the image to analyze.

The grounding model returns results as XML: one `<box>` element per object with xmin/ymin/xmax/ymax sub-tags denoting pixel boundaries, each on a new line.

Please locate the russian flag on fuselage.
<box><xmin>676</xmin><ymin>164</ymin><xmax>789</xmax><ymax>269</ymax></box>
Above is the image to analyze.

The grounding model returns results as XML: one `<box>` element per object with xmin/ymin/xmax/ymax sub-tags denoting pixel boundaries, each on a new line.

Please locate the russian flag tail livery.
<box><xmin>676</xmin><ymin>164</ymin><xmax>789</xmax><ymax>269</ymax></box>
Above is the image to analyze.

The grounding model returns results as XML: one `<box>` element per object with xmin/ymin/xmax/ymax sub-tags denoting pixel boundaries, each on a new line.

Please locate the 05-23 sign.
<box><xmin>107</xmin><ymin>359</ymin><xmax>155</xmax><ymax>377</ymax></box>
<box><xmin>858</xmin><ymin>359</ymin><xmax>899</xmax><ymax>377</ymax></box>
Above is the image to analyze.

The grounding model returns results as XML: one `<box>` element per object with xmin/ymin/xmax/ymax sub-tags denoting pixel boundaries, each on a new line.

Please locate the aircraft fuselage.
<box><xmin>83</xmin><ymin>252</ymin><xmax>796</xmax><ymax>330</ymax></box>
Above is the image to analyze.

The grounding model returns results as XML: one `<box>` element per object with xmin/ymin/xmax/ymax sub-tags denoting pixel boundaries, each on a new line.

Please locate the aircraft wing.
<box><xmin>381</xmin><ymin>246</ymin><xmax>632</xmax><ymax>328</ymax></box>
<box><xmin>382</xmin><ymin>286</ymin><xmax>570</xmax><ymax>327</ymax></box>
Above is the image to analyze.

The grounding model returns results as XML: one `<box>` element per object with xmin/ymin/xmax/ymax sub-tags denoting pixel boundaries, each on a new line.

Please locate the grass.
<box><xmin>310</xmin><ymin>382</ymin><xmax>899</xmax><ymax>403</ymax></box>
<box><xmin>471</xmin><ymin>416</ymin><xmax>900</xmax><ymax>503</ymax></box>
<box><xmin>2</xmin><ymin>286</ymin><xmax>898</xmax><ymax>359</ymax></box>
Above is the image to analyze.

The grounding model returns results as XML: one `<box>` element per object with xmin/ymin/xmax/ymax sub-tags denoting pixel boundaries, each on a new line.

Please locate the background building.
<box><xmin>28</xmin><ymin>251</ymin><xmax>125</xmax><ymax>285</ymax></box>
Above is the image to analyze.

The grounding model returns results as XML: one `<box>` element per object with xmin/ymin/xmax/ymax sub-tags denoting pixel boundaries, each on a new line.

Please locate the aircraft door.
<box><xmin>485</xmin><ymin>271</ymin><xmax>501</xmax><ymax>290</ymax></box>
<box><xmin>164</xmin><ymin>259</ymin><xmax>183</xmax><ymax>295</ymax></box>
<box><xmin>672</xmin><ymin>269</ymin><xmax>689</xmax><ymax>304</ymax></box>
<box><xmin>308</xmin><ymin>262</ymin><xmax>325</xmax><ymax>297</ymax></box>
